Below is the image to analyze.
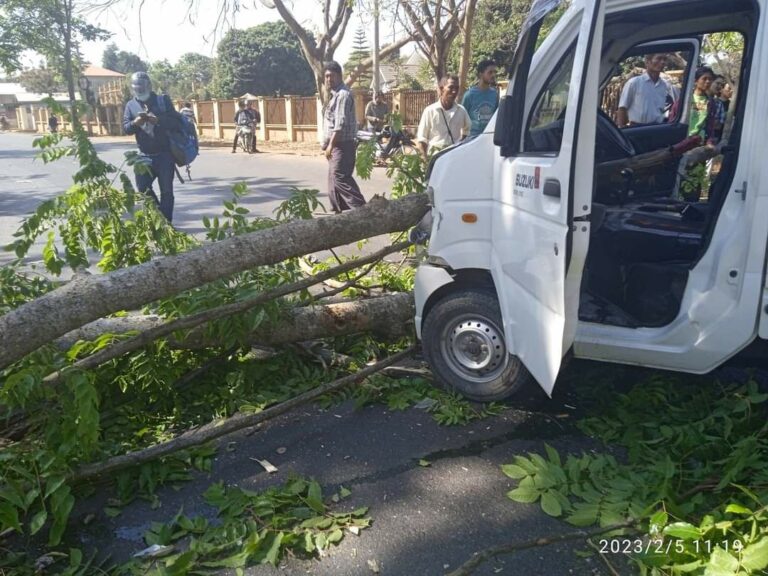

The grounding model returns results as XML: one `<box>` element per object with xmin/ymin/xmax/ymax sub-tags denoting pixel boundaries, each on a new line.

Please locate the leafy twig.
<box><xmin>70</xmin><ymin>346</ymin><xmax>416</xmax><ymax>483</ymax></box>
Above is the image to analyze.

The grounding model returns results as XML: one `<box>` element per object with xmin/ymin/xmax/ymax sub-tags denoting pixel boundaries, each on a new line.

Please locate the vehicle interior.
<box><xmin>527</xmin><ymin>0</ymin><xmax>757</xmax><ymax>328</ymax></box>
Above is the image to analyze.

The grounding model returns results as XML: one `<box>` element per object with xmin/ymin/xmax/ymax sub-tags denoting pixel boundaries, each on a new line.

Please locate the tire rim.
<box><xmin>441</xmin><ymin>315</ymin><xmax>508</xmax><ymax>383</ymax></box>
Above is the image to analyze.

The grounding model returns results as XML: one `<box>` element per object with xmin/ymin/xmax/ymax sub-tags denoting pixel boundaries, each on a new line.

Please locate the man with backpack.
<box><xmin>123</xmin><ymin>71</ymin><xmax>188</xmax><ymax>221</ymax></box>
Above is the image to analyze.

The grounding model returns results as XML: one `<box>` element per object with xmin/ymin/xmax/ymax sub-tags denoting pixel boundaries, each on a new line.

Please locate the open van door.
<box><xmin>491</xmin><ymin>0</ymin><xmax>604</xmax><ymax>394</ymax></box>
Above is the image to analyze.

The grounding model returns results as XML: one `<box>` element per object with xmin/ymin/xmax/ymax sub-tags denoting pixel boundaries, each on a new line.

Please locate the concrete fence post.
<box><xmin>316</xmin><ymin>94</ymin><xmax>324</xmax><ymax>143</ymax></box>
<box><xmin>212</xmin><ymin>99</ymin><xmax>222</xmax><ymax>139</ymax></box>
<box><xmin>257</xmin><ymin>97</ymin><xmax>267</xmax><ymax>142</ymax></box>
<box><xmin>285</xmin><ymin>96</ymin><xmax>295</xmax><ymax>142</ymax></box>
<box><xmin>192</xmin><ymin>100</ymin><xmax>201</xmax><ymax>136</ymax></box>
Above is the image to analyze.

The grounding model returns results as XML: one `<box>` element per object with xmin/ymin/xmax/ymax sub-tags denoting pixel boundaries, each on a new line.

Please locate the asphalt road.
<box><xmin>0</xmin><ymin>132</ymin><xmax>393</xmax><ymax>267</ymax></box>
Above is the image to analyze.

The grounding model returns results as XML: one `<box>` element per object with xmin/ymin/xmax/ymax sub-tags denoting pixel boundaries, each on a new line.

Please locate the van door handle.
<box><xmin>543</xmin><ymin>179</ymin><xmax>561</xmax><ymax>198</ymax></box>
<box><xmin>735</xmin><ymin>181</ymin><xmax>747</xmax><ymax>201</ymax></box>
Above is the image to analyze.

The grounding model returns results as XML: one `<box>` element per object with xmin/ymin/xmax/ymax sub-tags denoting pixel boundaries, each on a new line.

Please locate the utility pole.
<box><xmin>373</xmin><ymin>0</ymin><xmax>380</xmax><ymax>93</ymax></box>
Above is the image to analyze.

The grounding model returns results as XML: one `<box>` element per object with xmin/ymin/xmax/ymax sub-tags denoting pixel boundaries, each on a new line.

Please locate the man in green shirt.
<box><xmin>688</xmin><ymin>66</ymin><xmax>714</xmax><ymax>139</ymax></box>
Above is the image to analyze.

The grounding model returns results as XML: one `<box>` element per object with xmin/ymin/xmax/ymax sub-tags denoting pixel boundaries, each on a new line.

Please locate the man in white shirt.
<box><xmin>417</xmin><ymin>75</ymin><xmax>471</xmax><ymax>161</ymax></box>
<box><xmin>616</xmin><ymin>53</ymin><xmax>675</xmax><ymax>127</ymax></box>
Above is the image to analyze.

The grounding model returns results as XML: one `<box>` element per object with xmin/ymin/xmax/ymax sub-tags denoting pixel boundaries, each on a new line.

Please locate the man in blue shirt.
<box><xmin>461</xmin><ymin>59</ymin><xmax>499</xmax><ymax>137</ymax></box>
<box><xmin>123</xmin><ymin>71</ymin><xmax>184</xmax><ymax>222</ymax></box>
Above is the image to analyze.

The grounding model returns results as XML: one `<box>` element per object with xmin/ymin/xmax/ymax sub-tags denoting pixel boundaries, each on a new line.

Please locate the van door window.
<box><xmin>524</xmin><ymin>45</ymin><xmax>577</xmax><ymax>154</ymax></box>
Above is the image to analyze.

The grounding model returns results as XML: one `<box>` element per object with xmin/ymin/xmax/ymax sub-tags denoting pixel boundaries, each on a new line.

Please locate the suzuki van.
<box><xmin>414</xmin><ymin>0</ymin><xmax>768</xmax><ymax>400</ymax></box>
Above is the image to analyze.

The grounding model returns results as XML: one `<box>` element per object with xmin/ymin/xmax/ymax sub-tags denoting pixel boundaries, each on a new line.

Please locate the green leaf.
<box><xmin>664</xmin><ymin>522</ymin><xmax>702</xmax><ymax>541</ymax></box>
<box><xmin>507</xmin><ymin>485</ymin><xmax>540</xmax><ymax>504</ymax></box>
<box><xmin>649</xmin><ymin>510</ymin><xmax>668</xmax><ymax>535</ymax></box>
<box><xmin>264</xmin><ymin>531</ymin><xmax>284</xmax><ymax>566</ymax></box>
<box><xmin>29</xmin><ymin>508</ymin><xmax>48</xmax><ymax>536</ymax></box>
<box><xmin>741</xmin><ymin>537</ymin><xmax>768</xmax><ymax>571</ymax></box>
<box><xmin>69</xmin><ymin>548</ymin><xmax>83</xmax><ymax>569</ymax></box>
<box><xmin>566</xmin><ymin>503</ymin><xmax>599</xmax><ymax>527</ymax></box>
<box><xmin>44</xmin><ymin>476</ymin><xmax>67</xmax><ymax>500</ymax></box>
<box><xmin>104</xmin><ymin>506</ymin><xmax>122</xmax><ymax>518</ymax></box>
<box><xmin>703</xmin><ymin>546</ymin><xmax>738</xmax><ymax>576</ymax></box>
<box><xmin>724</xmin><ymin>503</ymin><xmax>752</xmax><ymax>515</ymax></box>
<box><xmin>544</xmin><ymin>444</ymin><xmax>561</xmax><ymax>466</ymax></box>
<box><xmin>501</xmin><ymin>464</ymin><xmax>529</xmax><ymax>479</ymax></box>
<box><xmin>339</xmin><ymin>486</ymin><xmax>352</xmax><ymax>499</ymax></box>
<box><xmin>540</xmin><ymin>490</ymin><xmax>563</xmax><ymax>517</ymax></box>
<box><xmin>327</xmin><ymin>528</ymin><xmax>344</xmax><ymax>544</ymax></box>
<box><xmin>305</xmin><ymin>481</ymin><xmax>324</xmax><ymax>513</ymax></box>
<box><xmin>0</xmin><ymin>502</ymin><xmax>21</xmax><ymax>533</ymax></box>
<box><xmin>418</xmin><ymin>459</ymin><xmax>431</xmax><ymax>467</ymax></box>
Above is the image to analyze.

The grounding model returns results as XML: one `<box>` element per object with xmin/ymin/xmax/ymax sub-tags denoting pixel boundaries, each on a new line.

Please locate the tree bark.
<box><xmin>0</xmin><ymin>194</ymin><xmax>430</xmax><ymax>370</ymax></box>
<box><xmin>457</xmin><ymin>0</ymin><xmax>478</xmax><ymax>98</ymax></box>
<box><xmin>56</xmin><ymin>293</ymin><xmax>415</xmax><ymax>351</ymax></box>
<box><xmin>70</xmin><ymin>347</ymin><xmax>416</xmax><ymax>483</ymax></box>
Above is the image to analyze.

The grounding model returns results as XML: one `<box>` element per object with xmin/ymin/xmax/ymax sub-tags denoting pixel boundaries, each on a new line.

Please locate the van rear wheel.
<box><xmin>422</xmin><ymin>290</ymin><xmax>533</xmax><ymax>402</ymax></box>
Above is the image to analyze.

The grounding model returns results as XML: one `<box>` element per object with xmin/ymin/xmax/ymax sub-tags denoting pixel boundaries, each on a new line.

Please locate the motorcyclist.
<box><xmin>232</xmin><ymin>101</ymin><xmax>253</xmax><ymax>153</ymax></box>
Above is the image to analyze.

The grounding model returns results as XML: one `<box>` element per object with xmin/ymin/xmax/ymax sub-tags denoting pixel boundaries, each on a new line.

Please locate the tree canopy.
<box><xmin>212</xmin><ymin>21</ymin><xmax>316</xmax><ymax>98</ymax></box>
<box><xmin>18</xmin><ymin>67</ymin><xmax>63</xmax><ymax>95</ymax></box>
<box><xmin>101</xmin><ymin>42</ymin><xmax>148</xmax><ymax>74</ymax></box>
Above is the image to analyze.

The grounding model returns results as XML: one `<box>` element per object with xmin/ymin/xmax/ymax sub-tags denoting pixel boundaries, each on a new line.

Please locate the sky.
<box><xmin>75</xmin><ymin>0</ymin><xmax>409</xmax><ymax>70</ymax></box>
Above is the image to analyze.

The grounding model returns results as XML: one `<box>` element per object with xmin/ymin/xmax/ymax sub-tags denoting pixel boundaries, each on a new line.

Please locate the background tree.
<box><xmin>0</xmin><ymin>11</ymin><xmax>25</xmax><ymax>74</ymax></box>
<box><xmin>264</xmin><ymin>0</ymin><xmax>411</xmax><ymax>100</ymax></box>
<box><xmin>147</xmin><ymin>59</ymin><xmax>179</xmax><ymax>96</ymax></box>
<box><xmin>345</xmin><ymin>26</ymin><xmax>372</xmax><ymax>90</ymax></box>
<box><xmin>212</xmin><ymin>21</ymin><xmax>316</xmax><ymax>98</ymax></box>
<box><xmin>173</xmin><ymin>52</ymin><xmax>215</xmax><ymax>100</ymax></box>
<box><xmin>101</xmin><ymin>42</ymin><xmax>148</xmax><ymax>74</ymax></box>
<box><xmin>394</xmin><ymin>0</ymin><xmax>470</xmax><ymax>82</ymax></box>
<box><xmin>2</xmin><ymin>0</ymin><xmax>110</xmax><ymax>123</ymax></box>
<box><xmin>18</xmin><ymin>67</ymin><xmax>64</xmax><ymax>95</ymax></box>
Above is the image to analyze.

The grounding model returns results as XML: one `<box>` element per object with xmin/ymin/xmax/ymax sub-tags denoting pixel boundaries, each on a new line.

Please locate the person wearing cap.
<box><xmin>123</xmin><ymin>71</ymin><xmax>184</xmax><ymax>222</ymax></box>
<box><xmin>364</xmin><ymin>91</ymin><xmax>388</xmax><ymax>132</ymax></box>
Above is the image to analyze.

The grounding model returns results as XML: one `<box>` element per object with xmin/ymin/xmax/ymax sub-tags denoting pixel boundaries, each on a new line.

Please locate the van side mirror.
<box><xmin>494</xmin><ymin>97</ymin><xmax>509</xmax><ymax>148</ymax></box>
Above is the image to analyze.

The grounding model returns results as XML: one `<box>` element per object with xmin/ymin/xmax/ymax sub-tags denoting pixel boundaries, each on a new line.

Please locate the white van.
<box><xmin>414</xmin><ymin>0</ymin><xmax>768</xmax><ymax>401</ymax></box>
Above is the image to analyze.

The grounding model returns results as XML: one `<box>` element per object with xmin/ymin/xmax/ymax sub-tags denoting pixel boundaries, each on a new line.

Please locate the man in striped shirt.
<box><xmin>322</xmin><ymin>61</ymin><xmax>366</xmax><ymax>214</ymax></box>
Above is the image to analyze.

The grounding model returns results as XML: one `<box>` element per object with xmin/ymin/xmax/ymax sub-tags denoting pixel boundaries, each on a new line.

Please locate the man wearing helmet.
<box><xmin>123</xmin><ymin>71</ymin><xmax>184</xmax><ymax>221</ymax></box>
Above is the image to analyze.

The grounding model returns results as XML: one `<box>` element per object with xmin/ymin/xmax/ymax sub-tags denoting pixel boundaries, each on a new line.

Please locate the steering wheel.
<box><xmin>595</xmin><ymin>109</ymin><xmax>635</xmax><ymax>162</ymax></box>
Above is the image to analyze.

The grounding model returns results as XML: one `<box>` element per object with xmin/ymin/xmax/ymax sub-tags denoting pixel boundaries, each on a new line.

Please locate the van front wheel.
<box><xmin>422</xmin><ymin>290</ymin><xmax>533</xmax><ymax>402</ymax></box>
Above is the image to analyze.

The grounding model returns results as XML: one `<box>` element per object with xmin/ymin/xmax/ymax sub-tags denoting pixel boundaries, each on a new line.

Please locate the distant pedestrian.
<box><xmin>123</xmin><ymin>71</ymin><xmax>185</xmax><ymax>222</ymax></box>
<box><xmin>417</xmin><ymin>75</ymin><xmax>471</xmax><ymax>161</ymax></box>
<box><xmin>48</xmin><ymin>113</ymin><xmax>59</xmax><ymax>133</ymax></box>
<box><xmin>180</xmin><ymin>102</ymin><xmax>196</xmax><ymax>123</ymax></box>
<box><xmin>365</xmin><ymin>91</ymin><xmax>388</xmax><ymax>132</ymax></box>
<box><xmin>322</xmin><ymin>61</ymin><xmax>365</xmax><ymax>214</ymax></box>
<box><xmin>462</xmin><ymin>59</ymin><xmax>499</xmax><ymax>137</ymax></box>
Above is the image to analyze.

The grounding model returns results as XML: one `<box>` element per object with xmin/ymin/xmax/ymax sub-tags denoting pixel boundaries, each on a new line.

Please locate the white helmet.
<box><xmin>130</xmin><ymin>71</ymin><xmax>152</xmax><ymax>102</ymax></box>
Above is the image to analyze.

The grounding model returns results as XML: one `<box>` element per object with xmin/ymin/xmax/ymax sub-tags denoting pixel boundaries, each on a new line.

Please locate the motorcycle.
<box><xmin>236</xmin><ymin>123</ymin><xmax>254</xmax><ymax>153</ymax></box>
<box><xmin>356</xmin><ymin>126</ymin><xmax>416</xmax><ymax>164</ymax></box>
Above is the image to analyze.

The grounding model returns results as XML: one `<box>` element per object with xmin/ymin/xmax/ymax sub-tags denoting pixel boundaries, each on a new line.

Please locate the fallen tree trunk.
<box><xmin>56</xmin><ymin>293</ymin><xmax>416</xmax><ymax>351</ymax></box>
<box><xmin>0</xmin><ymin>194</ymin><xmax>430</xmax><ymax>370</ymax></box>
<box><xmin>47</xmin><ymin>241</ymin><xmax>411</xmax><ymax>380</ymax></box>
<box><xmin>71</xmin><ymin>346</ymin><xmax>416</xmax><ymax>483</ymax></box>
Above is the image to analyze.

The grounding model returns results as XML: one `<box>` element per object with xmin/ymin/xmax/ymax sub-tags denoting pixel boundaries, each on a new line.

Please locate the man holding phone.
<box><xmin>123</xmin><ymin>71</ymin><xmax>184</xmax><ymax>221</ymax></box>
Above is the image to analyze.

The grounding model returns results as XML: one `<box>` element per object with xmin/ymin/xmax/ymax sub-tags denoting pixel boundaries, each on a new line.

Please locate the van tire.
<box><xmin>422</xmin><ymin>289</ymin><xmax>534</xmax><ymax>402</ymax></box>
